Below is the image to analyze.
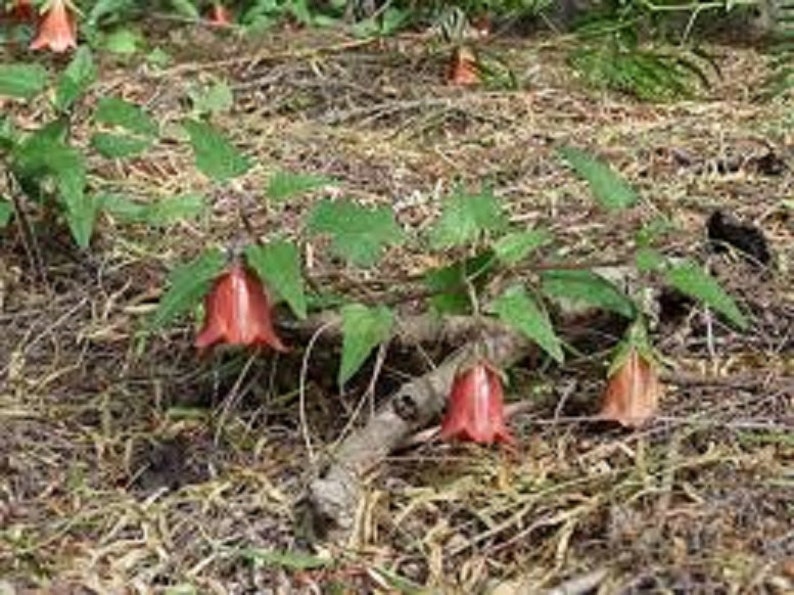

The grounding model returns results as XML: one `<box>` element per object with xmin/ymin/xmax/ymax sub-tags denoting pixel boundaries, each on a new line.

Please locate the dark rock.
<box><xmin>706</xmin><ymin>210</ymin><xmax>771</xmax><ymax>266</ymax></box>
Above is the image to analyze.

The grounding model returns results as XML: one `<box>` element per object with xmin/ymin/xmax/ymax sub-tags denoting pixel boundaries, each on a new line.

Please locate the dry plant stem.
<box><xmin>300</xmin><ymin>321</ymin><xmax>336</xmax><ymax>466</ymax></box>
<box><xmin>237</xmin><ymin>198</ymin><xmax>261</xmax><ymax>247</ymax></box>
<box><xmin>331</xmin><ymin>342</ymin><xmax>389</xmax><ymax>453</ymax></box>
<box><xmin>6</xmin><ymin>173</ymin><xmax>48</xmax><ymax>289</ymax></box>
<box><xmin>213</xmin><ymin>350</ymin><xmax>258</xmax><ymax>445</ymax></box>
<box><xmin>303</xmin><ymin>327</ymin><xmax>530</xmax><ymax>543</ymax></box>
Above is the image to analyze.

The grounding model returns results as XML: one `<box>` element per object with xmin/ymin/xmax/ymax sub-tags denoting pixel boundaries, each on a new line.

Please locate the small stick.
<box><xmin>544</xmin><ymin>569</ymin><xmax>609</xmax><ymax>595</ymax></box>
<box><xmin>299</xmin><ymin>320</ymin><xmax>337</xmax><ymax>466</ymax></box>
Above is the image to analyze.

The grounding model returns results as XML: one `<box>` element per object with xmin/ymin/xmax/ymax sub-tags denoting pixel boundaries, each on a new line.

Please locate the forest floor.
<box><xmin>1</xmin><ymin>23</ymin><xmax>793</xmax><ymax>594</ymax></box>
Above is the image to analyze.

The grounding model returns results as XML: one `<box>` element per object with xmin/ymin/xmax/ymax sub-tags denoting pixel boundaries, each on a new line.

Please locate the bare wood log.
<box><xmin>281</xmin><ymin>311</ymin><xmax>522</xmax><ymax>346</ymax></box>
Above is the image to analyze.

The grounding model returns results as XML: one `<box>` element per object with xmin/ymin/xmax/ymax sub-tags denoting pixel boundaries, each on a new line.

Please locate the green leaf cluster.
<box><xmin>491</xmin><ymin>285</ymin><xmax>564</xmax><ymax>363</ymax></box>
<box><xmin>0</xmin><ymin>64</ymin><xmax>48</xmax><ymax>100</ymax></box>
<box><xmin>150</xmin><ymin>249</ymin><xmax>227</xmax><ymax>331</ymax></box>
<box><xmin>339</xmin><ymin>303</ymin><xmax>394</xmax><ymax>386</ymax></box>
<box><xmin>100</xmin><ymin>193</ymin><xmax>205</xmax><ymax>227</ymax></box>
<box><xmin>56</xmin><ymin>47</ymin><xmax>97</xmax><ymax>112</ymax></box>
<box><xmin>0</xmin><ymin>49</ymin><xmax>96</xmax><ymax>109</ymax></box>
<box><xmin>0</xmin><ymin>50</ymin><xmax>171</xmax><ymax>247</ymax></box>
<box><xmin>92</xmin><ymin>97</ymin><xmax>159</xmax><ymax>158</ymax></box>
<box><xmin>307</xmin><ymin>199</ymin><xmax>404</xmax><ymax>267</ymax></box>
<box><xmin>246</xmin><ymin>242</ymin><xmax>308</xmax><ymax>320</ymax></box>
<box><xmin>557</xmin><ymin>146</ymin><xmax>637</xmax><ymax>211</ymax></box>
<box><xmin>429</xmin><ymin>185</ymin><xmax>507</xmax><ymax>249</ymax></box>
<box><xmin>568</xmin><ymin>32</ymin><xmax>713</xmax><ymax>102</ymax></box>
<box><xmin>188</xmin><ymin>80</ymin><xmax>234</xmax><ymax>116</ymax></box>
<box><xmin>267</xmin><ymin>170</ymin><xmax>335</xmax><ymax>202</ymax></box>
<box><xmin>183</xmin><ymin>120</ymin><xmax>252</xmax><ymax>182</ymax></box>
<box><xmin>11</xmin><ymin>124</ymin><xmax>95</xmax><ymax>248</ymax></box>
<box><xmin>0</xmin><ymin>55</ymin><xmax>744</xmax><ymax>395</ymax></box>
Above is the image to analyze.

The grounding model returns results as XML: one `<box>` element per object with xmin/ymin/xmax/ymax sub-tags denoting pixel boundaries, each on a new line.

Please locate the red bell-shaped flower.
<box><xmin>207</xmin><ymin>3</ymin><xmax>232</xmax><ymax>26</ymax></box>
<box><xmin>447</xmin><ymin>46</ymin><xmax>480</xmax><ymax>87</ymax></box>
<box><xmin>195</xmin><ymin>261</ymin><xmax>287</xmax><ymax>353</ymax></box>
<box><xmin>598</xmin><ymin>346</ymin><xmax>662</xmax><ymax>429</ymax></box>
<box><xmin>440</xmin><ymin>359</ymin><xmax>514</xmax><ymax>445</ymax></box>
<box><xmin>30</xmin><ymin>0</ymin><xmax>77</xmax><ymax>53</ymax></box>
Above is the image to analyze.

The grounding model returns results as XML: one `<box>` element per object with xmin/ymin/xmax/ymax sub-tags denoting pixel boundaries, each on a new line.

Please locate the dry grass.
<box><xmin>1</xmin><ymin>24</ymin><xmax>793</xmax><ymax>594</ymax></box>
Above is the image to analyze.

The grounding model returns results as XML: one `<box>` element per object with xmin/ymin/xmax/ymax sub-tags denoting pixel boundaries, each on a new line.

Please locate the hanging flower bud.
<box><xmin>207</xmin><ymin>3</ymin><xmax>232</xmax><ymax>27</ymax></box>
<box><xmin>447</xmin><ymin>46</ymin><xmax>480</xmax><ymax>86</ymax></box>
<box><xmin>440</xmin><ymin>359</ymin><xmax>514</xmax><ymax>445</ymax></box>
<box><xmin>195</xmin><ymin>261</ymin><xmax>287</xmax><ymax>353</ymax></box>
<box><xmin>598</xmin><ymin>324</ymin><xmax>663</xmax><ymax>428</ymax></box>
<box><xmin>30</xmin><ymin>0</ymin><xmax>77</xmax><ymax>53</ymax></box>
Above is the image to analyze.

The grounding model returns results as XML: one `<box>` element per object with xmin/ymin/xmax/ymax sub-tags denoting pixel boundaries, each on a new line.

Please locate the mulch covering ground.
<box><xmin>1</xmin><ymin>24</ymin><xmax>792</xmax><ymax>594</ymax></box>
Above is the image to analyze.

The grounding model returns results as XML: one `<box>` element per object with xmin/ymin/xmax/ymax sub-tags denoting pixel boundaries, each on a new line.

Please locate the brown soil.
<box><xmin>1</xmin><ymin>22</ymin><xmax>792</xmax><ymax>594</ymax></box>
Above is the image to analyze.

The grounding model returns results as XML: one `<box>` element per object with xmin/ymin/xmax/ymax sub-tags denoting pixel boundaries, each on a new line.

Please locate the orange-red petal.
<box><xmin>440</xmin><ymin>360</ymin><xmax>514</xmax><ymax>445</ymax></box>
<box><xmin>30</xmin><ymin>0</ymin><xmax>77</xmax><ymax>53</ymax></box>
<box><xmin>207</xmin><ymin>3</ymin><xmax>232</xmax><ymax>26</ymax></box>
<box><xmin>447</xmin><ymin>47</ymin><xmax>480</xmax><ymax>86</ymax></box>
<box><xmin>598</xmin><ymin>347</ymin><xmax>662</xmax><ymax>428</ymax></box>
<box><xmin>195</xmin><ymin>262</ymin><xmax>287</xmax><ymax>353</ymax></box>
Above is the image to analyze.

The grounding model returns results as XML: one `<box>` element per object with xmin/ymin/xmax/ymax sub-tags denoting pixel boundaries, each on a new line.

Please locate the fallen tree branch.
<box><xmin>282</xmin><ymin>311</ymin><xmax>522</xmax><ymax>346</ymax></box>
<box><xmin>294</xmin><ymin>278</ymin><xmax>633</xmax><ymax>544</ymax></box>
<box><xmin>299</xmin><ymin>325</ymin><xmax>532</xmax><ymax>544</ymax></box>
